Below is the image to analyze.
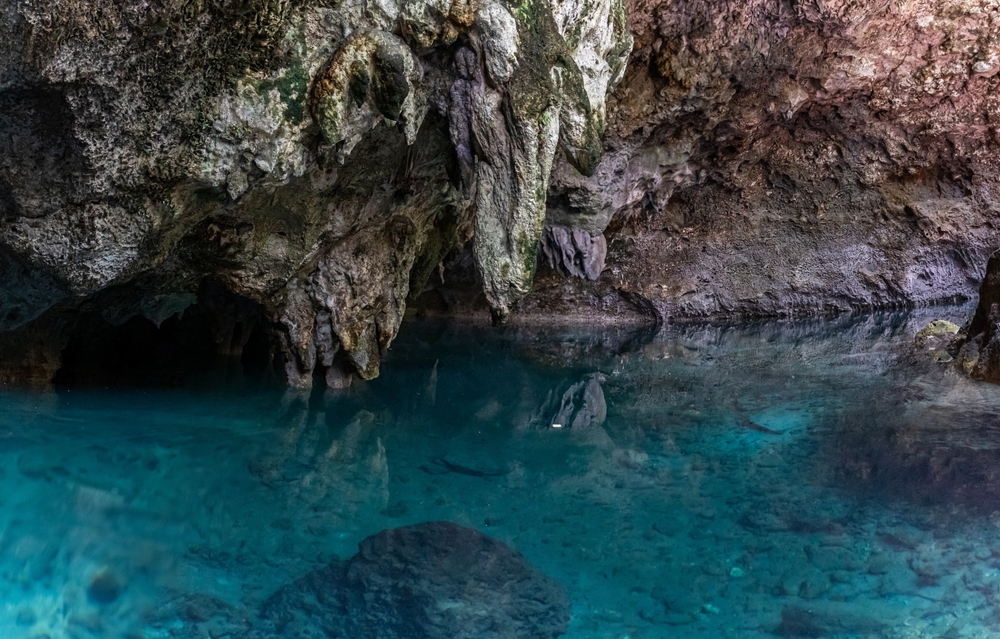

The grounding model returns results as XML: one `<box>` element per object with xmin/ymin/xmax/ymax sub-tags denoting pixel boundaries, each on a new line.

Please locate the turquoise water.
<box><xmin>3</xmin><ymin>309</ymin><xmax>1000</xmax><ymax>638</ymax></box>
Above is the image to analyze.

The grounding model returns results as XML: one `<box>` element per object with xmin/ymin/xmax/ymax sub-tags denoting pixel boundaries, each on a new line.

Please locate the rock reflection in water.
<box><xmin>6</xmin><ymin>308</ymin><xmax>1000</xmax><ymax>638</ymax></box>
<box><xmin>528</xmin><ymin>374</ymin><xmax>608</xmax><ymax>432</ymax></box>
<box><xmin>832</xmin><ymin>374</ymin><xmax>1000</xmax><ymax>510</ymax></box>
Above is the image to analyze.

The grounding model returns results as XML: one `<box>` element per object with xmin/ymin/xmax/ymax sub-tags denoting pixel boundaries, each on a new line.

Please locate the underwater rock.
<box><xmin>774</xmin><ymin>601</ymin><xmax>899</xmax><ymax>637</ymax></box>
<box><xmin>832</xmin><ymin>393</ymin><xmax>1000</xmax><ymax>511</ymax></box>
<box><xmin>86</xmin><ymin>569</ymin><xmax>122</xmax><ymax>605</ymax></box>
<box><xmin>422</xmin><ymin>455</ymin><xmax>510</xmax><ymax>478</ymax></box>
<box><xmin>257</xmin><ymin>521</ymin><xmax>570</xmax><ymax>639</ymax></box>
<box><xmin>146</xmin><ymin>592</ymin><xmax>250</xmax><ymax>638</ymax></box>
<box><xmin>651</xmin><ymin>573</ymin><xmax>722</xmax><ymax>618</ymax></box>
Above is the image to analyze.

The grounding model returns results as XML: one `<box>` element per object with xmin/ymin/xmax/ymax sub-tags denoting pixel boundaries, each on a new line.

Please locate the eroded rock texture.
<box><xmin>544</xmin><ymin>0</ymin><xmax>1000</xmax><ymax>321</ymax></box>
<box><xmin>958</xmin><ymin>250</ymin><xmax>1000</xmax><ymax>382</ymax></box>
<box><xmin>0</xmin><ymin>0</ymin><xmax>630</xmax><ymax>386</ymax></box>
<box><xmin>1</xmin><ymin>0</ymin><xmax>999</xmax><ymax>386</ymax></box>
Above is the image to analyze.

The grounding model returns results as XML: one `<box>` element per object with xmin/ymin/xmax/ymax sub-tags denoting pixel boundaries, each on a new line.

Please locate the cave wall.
<box><xmin>540</xmin><ymin>0</ymin><xmax>1000</xmax><ymax>321</ymax></box>
<box><xmin>0</xmin><ymin>0</ymin><xmax>998</xmax><ymax>387</ymax></box>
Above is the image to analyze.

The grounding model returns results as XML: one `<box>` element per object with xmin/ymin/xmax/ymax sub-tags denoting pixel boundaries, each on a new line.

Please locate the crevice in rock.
<box><xmin>0</xmin><ymin>86</ymin><xmax>88</xmax><ymax>221</ymax></box>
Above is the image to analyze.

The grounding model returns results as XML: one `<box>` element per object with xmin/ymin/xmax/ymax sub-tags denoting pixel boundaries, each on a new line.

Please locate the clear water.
<box><xmin>3</xmin><ymin>308</ymin><xmax>1000</xmax><ymax>638</ymax></box>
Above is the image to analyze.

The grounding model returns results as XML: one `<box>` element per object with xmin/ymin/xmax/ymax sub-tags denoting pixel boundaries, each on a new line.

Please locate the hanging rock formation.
<box><xmin>0</xmin><ymin>0</ymin><xmax>631</xmax><ymax>387</ymax></box>
<box><xmin>956</xmin><ymin>250</ymin><xmax>1000</xmax><ymax>382</ymax></box>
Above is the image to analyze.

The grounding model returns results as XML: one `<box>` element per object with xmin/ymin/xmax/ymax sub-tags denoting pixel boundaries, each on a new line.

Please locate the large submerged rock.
<box><xmin>256</xmin><ymin>521</ymin><xmax>570</xmax><ymax>639</ymax></box>
<box><xmin>1</xmin><ymin>0</ymin><xmax>1000</xmax><ymax>387</ymax></box>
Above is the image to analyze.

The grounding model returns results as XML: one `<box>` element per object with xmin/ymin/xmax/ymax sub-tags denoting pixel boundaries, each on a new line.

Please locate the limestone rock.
<box><xmin>541</xmin><ymin>225</ymin><xmax>608</xmax><ymax>280</ymax></box>
<box><xmin>547</xmin><ymin>0</ymin><xmax>1000</xmax><ymax>322</ymax></box>
<box><xmin>915</xmin><ymin>319</ymin><xmax>964</xmax><ymax>363</ymax></box>
<box><xmin>916</xmin><ymin>320</ymin><xmax>962</xmax><ymax>348</ymax></box>
<box><xmin>310</xmin><ymin>28</ymin><xmax>426</xmax><ymax>158</ymax></box>
<box><xmin>257</xmin><ymin>521</ymin><xmax>570</xmax><ymax>639</ymax></box>
<box><xmin>0</xmin><ymin>0</ymin><xmax>631</xmax><ymax>385</ymax></box>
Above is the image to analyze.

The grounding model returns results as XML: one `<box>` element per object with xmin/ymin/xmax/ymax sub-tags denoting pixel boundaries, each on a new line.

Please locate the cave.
<box><xmin>53</xmin><ymin>301</ymin><xmax>279</xmax><ymax>390</ymax></box>
<box><xmin>2</xmin><ymin>0</ymin><xmax>1000</xmax><ymax>636</ymax></box>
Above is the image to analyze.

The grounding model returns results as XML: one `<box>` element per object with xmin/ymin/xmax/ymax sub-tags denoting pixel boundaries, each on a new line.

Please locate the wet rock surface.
<box><xmin>559</xmin><ymin>0</ymin><xmax>1000</xmax><ymax>322</ymax></box>
<box><xmin>0</xmin><ymin>0</ymin><xmax>631</xmax><ymax>386</ymax></box>
<box><xmin>256</xmin><ymin>521</ymin><xmax>570</xmax><ymax>639</ymax></box>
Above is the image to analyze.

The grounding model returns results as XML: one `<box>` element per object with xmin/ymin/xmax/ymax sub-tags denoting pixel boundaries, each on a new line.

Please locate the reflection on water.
<box><xmin>3</xmin><ymin>308</ymin><xmax>1000</xmax><ymax>638</ymax></box>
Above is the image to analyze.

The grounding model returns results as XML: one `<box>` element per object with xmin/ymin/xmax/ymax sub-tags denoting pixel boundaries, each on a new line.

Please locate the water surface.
<box><xmin>3</xmin><ymin>308</ymin><xmax>1000</xmax><ymax>638</ymax></box>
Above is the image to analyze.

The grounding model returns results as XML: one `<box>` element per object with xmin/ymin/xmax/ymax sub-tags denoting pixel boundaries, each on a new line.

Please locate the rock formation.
<box><xmin>255</xmin><ymin>521</ymin><xmax>570</xmax><ymax>639</ymax></box>
<box><xmin>147</xmin><ymin>521</ymin><xmax>571</xmax><ymax>638</ymax></box>
<box><xmin>956</xmin><ymin>250</ymin><xmax>1000</xmax><ymax>382</ymax></box>
<box><xmin>0</xmin><ymin>0</ymin><xmax>631</xmax><ymax>387</ymax></box>
<box><xmin>535</xmin><ymin>0</ymin><xmax>1000</xmax><ymax>321</ymax></box>
<box><xmin>1</xmin><ymin>0</ymin><xmax>999</xmax><ymax>387</ymax></box>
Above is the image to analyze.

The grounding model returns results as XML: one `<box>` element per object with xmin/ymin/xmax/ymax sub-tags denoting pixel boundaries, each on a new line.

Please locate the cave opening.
<box><xmin>53</xmin><ymin>283</ymin><xmax>283</xmax><ymax>389</ymax></box>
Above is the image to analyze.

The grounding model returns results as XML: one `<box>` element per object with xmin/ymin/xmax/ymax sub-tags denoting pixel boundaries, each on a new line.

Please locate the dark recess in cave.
<box><xmin>54</xmin><ymin>284</ymin><xmax>281</xmax><ymax>388</ymax></box>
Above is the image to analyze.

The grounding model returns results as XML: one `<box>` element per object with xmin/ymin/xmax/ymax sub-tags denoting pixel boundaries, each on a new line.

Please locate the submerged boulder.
<box><xmin>257</xmin><ymin>521</ymin><xmax>570</xmax><ymax>639</ymax></box>
<box><xmin>774</xmin><ymin>602</ymin><xmax>903</xmax><ymax>638</ymax></box>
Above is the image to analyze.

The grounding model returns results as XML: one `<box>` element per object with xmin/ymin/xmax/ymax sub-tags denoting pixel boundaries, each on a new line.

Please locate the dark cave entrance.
<box><xmin>54</xmin><ymin>282</ymin><xmax>281</xmax><ymax>388</ymax></box>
